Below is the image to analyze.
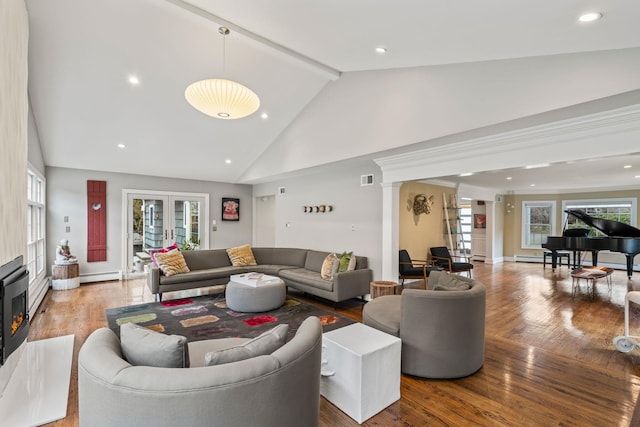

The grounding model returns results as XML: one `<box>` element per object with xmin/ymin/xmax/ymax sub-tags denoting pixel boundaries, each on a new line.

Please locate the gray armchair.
<box><xmin>363</xmin><ymin>271</ymin><xmax>485</xmax><ymax>378</ymax></box>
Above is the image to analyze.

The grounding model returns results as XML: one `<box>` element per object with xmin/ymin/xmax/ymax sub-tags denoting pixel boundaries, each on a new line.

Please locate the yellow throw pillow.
<box><xmin>226</xmin><ymin>244</ymin><xmax>257</xmax><ymax>267</ymax></box>
<box><xmin>155</xmin><ymin>249</ymin><xmax>190</xmax><ymax>277</ymax></box>
<box><xmin>321</xmin><ymin>253</ymin><xmax>339</xmax><ymax>280</ymax></box>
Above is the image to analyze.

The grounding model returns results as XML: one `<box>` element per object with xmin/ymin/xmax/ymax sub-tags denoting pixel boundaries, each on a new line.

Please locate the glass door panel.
<box><xmin>128</xmin><ymin>196</ymin><xmax>169</xmax><ymax>273</ymax></box>
<box><xmin>173</xmin><ymin>199</ymin><xmax>202</xmax><ymax>250</ymax></box>
<box><xmin>142</xmin><ymin>198</ymin><xmax>168</xmax><ymax>251</ymax></box>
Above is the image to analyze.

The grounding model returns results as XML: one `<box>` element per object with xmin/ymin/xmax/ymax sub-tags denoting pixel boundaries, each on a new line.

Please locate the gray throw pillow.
<box><xmin>205</xmin><ymin>323</ymin><xmax>289</xmax><ymax>366</ymax></box>
<box><xmin>432</xmin><ymin>272</ymin><xmax>472</xmax><ymax>290</ymax></box>
<box><xmin>434</xmin><ymin>282</ymin><xmax>472</xmax><ymax>291</ymax></box>
<box><xmin>120</xmin><ymin>322</ymin><xmax>190</xmax><ymax>368</ymax></box>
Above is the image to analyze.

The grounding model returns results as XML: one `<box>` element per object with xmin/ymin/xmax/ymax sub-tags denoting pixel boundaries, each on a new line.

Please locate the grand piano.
<box><xmin>542</xmin><ymin>209</ymin><xmax>640</xmax><ymax>278</ymax></box>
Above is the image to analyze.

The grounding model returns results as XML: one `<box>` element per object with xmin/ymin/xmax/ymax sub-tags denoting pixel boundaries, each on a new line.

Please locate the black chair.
<box><xmin>398</xmin><ymin>249</ymin><xmax>437</xmax><ymax>286</ymax></box>
<box><xmin>429</xmin><ymin>246</ymin><xmax>473</xmax><ymax>277</ymax></box>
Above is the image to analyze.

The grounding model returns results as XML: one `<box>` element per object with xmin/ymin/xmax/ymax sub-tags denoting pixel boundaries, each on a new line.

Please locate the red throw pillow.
<box><xmin>148</xmin><ymin>243</ymin><xmax>179</xmax><ymax>267</ymax></box>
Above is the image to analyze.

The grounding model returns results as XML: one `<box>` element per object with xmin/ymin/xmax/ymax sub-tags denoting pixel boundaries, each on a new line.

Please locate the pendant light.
<box><xmin>185</xmin><ymin>27</ymin><xmax>260</xmax><ymax>120</ymax></box>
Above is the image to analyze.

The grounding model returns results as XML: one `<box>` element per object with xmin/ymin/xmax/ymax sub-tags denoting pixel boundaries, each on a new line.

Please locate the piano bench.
<box><xmin>543</xmin><ymin>251</ymin><xmax>570</xmax><ymax>268</ymax></box>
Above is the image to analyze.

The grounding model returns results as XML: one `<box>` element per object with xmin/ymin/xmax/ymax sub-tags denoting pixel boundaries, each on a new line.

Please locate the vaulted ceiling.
<box><xmin>26</xmin><ymin>0</ymin><xmax>640</xmax><ymax>190</ymax></box>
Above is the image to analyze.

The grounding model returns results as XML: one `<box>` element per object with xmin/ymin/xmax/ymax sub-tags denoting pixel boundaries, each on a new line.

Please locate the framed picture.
<box><xmin>474</xmin><ymin>214</ymin><xmax>486</xmax><ymax>229</ymax></box>
<box><xmin>222</xmin><ymin>197</ymin><xmax>240</xmax><ymax>221</ymax></box>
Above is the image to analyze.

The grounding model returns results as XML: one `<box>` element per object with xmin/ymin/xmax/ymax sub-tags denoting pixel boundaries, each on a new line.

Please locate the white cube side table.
<box><xmin>320</xmin><ymin>323</ymin><xmax>401</xmax><ymax>424</ymax></box>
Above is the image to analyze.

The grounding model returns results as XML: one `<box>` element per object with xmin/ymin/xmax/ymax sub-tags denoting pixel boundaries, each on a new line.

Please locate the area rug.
<box><xmin>105</xmin><ymin>293</ymin><xmax>356</xmax><ymax>342</ymax></box>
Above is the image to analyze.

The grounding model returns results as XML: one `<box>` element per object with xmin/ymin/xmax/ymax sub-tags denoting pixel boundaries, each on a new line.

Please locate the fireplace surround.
<box><xmin>0</xmin><ymin>256</ymin><xmax>29</xmax><ymax>365</ymax></box>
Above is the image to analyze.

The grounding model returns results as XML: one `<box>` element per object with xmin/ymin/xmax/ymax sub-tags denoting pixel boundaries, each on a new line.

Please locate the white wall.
<box><xmin>27</xmin><ymin>108</ymin><xmax>45</xmax><ymax>174</ymax></box>
<box><xmin>0</xmin><ymin>0</ymin><xmax>29</xmax><ymax>397</ymax></box>
<box><xmin>253</xmin><ymin>160</ymin><xmax>383</xmax><ymax>279</ymax></box>
<box><xmin>46</xmin><ymin>167</ymin><xmax>253</xmax><ymax>278</ymax></box>
<box><xmin>241</xmin><ymin>48</ymin><xmax>640</xmax><ymax>182</ymax></box>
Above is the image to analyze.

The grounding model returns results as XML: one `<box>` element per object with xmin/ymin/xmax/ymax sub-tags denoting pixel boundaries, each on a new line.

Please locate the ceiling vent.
<box><xmin>278</xmin><ymin>187</ymin><xmax>286</xmax><ymax>195</ymax></box>
<box><xmin>360</xmin><ymin>174</ymin><xmax>374</xmax><ymax>186</ymax></box>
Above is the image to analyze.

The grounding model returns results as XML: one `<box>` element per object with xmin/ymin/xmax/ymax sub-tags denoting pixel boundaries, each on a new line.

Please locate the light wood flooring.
<box><xmin>28</xmin><ymin>261</ymin><xmax>640</xmax><ymax>426</ymax></box>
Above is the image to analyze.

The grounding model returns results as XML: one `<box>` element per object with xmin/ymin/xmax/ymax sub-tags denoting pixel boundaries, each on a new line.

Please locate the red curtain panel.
<box><xmin>87</xmin><ymin>180</ymin><xmax>107</xmax><ymax>262</ymax></box>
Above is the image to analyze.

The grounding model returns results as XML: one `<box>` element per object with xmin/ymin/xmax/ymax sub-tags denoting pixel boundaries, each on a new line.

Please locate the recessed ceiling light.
<box><xmin>578</xmin><ymin>12</ymin><xmax>603</xmax><ymax>22</ymax></box>
<box><xmin>525</xmin><ymin>163</ymin><xmax>550</xmax><ymax>169</ymax></box>
<box><xmin>225</xmin><ymin>159</ymin><xmax>231</xmax><ymax>164</ymax></box>
<box><xmin>624</xmin><ymin>165</ymin><xmax>632</xmax><ymax>169</ymax></box>
<box><xmin>506</xmin><ymin>177</ymin><xmax>512</xmax><ymax>180</ymax></box>
<box><xmin>375</xmin><ymin>47</ymin><xmax>387</xmax><ymax>54</ymax></box>
<box><xmin>530</xmin><ymin>184</ymin><xmax>536</xmax><ymax>187</ymax></box>
<box><xmin>261</xmin><ymin>112</ymin><xmax>269</xmax><ymax>120</ymax></box>
<box><xmin>459</xmin><ymin>172</ymin><xmax>473</xmax><ymax>177</ymax></box>
<box><xmin>635</xmin><ymin>175</ymin><xmax>640</xmax><ymax>179</ymax></box>
<box><xmin>117</xmin><ymin>143</ymin><xmax>126</xmax><ymax>149</ymax></box>
<box><xmin>128</xmin><ymin>75</ymin><xmax>140</xmax><ymax>85</ymax></box>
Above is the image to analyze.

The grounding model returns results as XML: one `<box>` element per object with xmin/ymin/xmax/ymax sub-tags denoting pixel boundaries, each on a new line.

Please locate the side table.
<box><xmin>370</xmin><ymin>280</ymin><xmax>400</xmax><ymax>299</ymax></box>
<box><xmin>321</xmin><ymin>323</ymin><xmax>401</xmax><ymax>423</ymax></box>
<box><xmin>52</xmin><ymin>263</ymin><xmax>80</xmax><ymax>290</ymax></box>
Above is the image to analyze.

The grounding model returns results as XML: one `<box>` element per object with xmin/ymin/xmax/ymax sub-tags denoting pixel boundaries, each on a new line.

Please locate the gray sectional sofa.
<box><xmin>147</xmin><ymin>247</ymin><xmax>372</xmax><ymax>303</ymax></box>
<box><xmin>78</xmin><ymin>316</ymin><xmax>322</xmax><ymax>427</ymax></box>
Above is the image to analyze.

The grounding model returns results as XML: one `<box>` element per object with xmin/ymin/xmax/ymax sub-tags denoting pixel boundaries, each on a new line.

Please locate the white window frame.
<box><xmin>27</xmin><ymin>167</ymin><xmax>46</xmax><ymax>284</ymax></box>
<box><xmin>522</xmin><ymin>200</ymin><xmax>556</xmax><ymax>249</ymax></box>
<box><xmin>562</xmin><ymin>198</ymin><xmax>637</xmax><ymax>233</ymax></box>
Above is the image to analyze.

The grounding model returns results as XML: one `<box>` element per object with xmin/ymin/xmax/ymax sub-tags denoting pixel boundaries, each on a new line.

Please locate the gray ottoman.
<box><xmin>226</xmin><ymin>277</ymin><xmax>286</xmax><ymax>312</ymax></box>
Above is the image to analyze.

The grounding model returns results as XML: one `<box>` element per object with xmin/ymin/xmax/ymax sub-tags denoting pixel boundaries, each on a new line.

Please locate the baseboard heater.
<box><xmin>515</xmin><ymin>256</ymin><xmax>639</xmax><ymax>271</ymax></box>
<box><xmin>79</xmin><ymin>271</ymin><xmax>122</xmax><ymax>284</ymax></box>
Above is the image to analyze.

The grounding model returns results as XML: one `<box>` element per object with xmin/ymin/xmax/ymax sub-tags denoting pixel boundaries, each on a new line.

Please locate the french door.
<box><xmin>123</xmin><ymin>190</ymin><xmax>209</xmax><ymax>276</ymax></box>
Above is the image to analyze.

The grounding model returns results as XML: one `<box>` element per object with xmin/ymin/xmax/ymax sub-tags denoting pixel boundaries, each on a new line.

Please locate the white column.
<box><xmin>381</xmin><ymin>182</ymin><xmax>401</xmax><ymax>281</ymax></box>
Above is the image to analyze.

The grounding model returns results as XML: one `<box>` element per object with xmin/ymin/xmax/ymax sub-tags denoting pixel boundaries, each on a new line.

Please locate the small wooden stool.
<box><xmin>52</xmin><ymin>263</ymin><xmax>80</xmax><ymax>290</ymax></box>
<box><xmin>370</xmin><ymin>281</ymin><xmax>400</xmax><ymax>299</ymax></box>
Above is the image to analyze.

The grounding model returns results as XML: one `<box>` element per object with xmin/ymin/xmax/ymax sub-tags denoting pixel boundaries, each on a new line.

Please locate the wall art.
<box><xmin>222</xmin><ymin>197</ymin><xmax>240</xmax><ymax>221</ymax></box>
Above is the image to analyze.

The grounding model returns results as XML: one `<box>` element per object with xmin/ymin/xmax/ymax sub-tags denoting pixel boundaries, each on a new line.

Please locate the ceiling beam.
<box><xmin>162</xmin><ymin>0</ymin><xmax>341</xmax><ymax>81</ymax></box>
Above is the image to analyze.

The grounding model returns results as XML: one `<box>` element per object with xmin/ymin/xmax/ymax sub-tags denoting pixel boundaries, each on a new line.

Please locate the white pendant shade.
<box><xmin>185</xmin><ymin>78</ymin><xmax>260</xmax><ymax>119</ymax></box>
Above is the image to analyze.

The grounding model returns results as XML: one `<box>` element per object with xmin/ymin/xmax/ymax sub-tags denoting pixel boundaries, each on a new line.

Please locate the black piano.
<box><xmin>542</xmin><ymin>209</ymin><xmax>640</xmax><ymax>278</ymax></box>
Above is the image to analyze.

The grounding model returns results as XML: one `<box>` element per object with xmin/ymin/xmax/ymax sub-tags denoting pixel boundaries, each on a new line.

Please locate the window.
<box><xmin>562</xmin><ymin>198</ymin><xmax>636</xmax><ymax>236</ymax></box>
<box><xmin>27</xmin><ymin>168</ymin><xmax>46</xmax><ymax>284</ymax></box>
<box><xmin>522</xmin><ymin>201</ymin><xmax>555</xmax><ymax>248</ymax></box>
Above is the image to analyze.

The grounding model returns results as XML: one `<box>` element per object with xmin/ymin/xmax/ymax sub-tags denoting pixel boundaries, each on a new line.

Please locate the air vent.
<box><xmin>360</xmin><ymin>174</ymin><xmax>374</xmax><ymax>186</ymax></box>
<box><xmin>278</xmin><ymin>187</ymin><xmax>285</xmax><ymax>195</ymax></box>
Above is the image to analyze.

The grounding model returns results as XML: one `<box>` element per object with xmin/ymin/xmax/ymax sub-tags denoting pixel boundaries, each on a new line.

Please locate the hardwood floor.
<box><xmin>28</xmin><ymin>262</ymin><xmax>640</xmax><ymax>426</ymax></box>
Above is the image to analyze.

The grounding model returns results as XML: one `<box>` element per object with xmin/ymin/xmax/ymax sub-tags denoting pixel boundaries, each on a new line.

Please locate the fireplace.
<box><xmin>0</xmin><ymin>256</ymin><xmax>29</xmax><ymax>365</ymax></box>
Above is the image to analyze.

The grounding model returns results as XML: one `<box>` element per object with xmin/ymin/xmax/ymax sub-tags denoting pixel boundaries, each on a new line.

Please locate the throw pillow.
<box><xmin>148</xmin><ymin>243</ymin><xmax>179</xmax><ymax>267</ymax></box>
<box><xmin>154</xmin><ymin>249</ymin><xmax>190</xmax><ymax>277</ymax></box>
<box><xmin>321</xmin><ymin>253</ymin><xmax>339</xmax><ymax>280</ymax></box>
<box><xmin>338</xmin><ymin>251</ymin><xmax>357</xmax><ymax>273</ymax></box>
<box><xmin>204</xmin><ymin>324</ymin><xmax>289</xmax><ymax>366</ymax></box>
<box><xmin>433</xmin><ymin>274</ymin><xmax>472</xmax><ymax>291</ymax></box>
<box><xmin>120</xmin><ymin>322</ymin><xmax>190</xmax><ymax>368</ymax></box>
<box><xmin>434</xmin><ymin>282</ymin><xmax>472</xmax><ymax>291</ymax></box>
<box><xmin>226</xmin><ymin>244</ymin><xmax>257</xmax><ymax>267</ymax></box>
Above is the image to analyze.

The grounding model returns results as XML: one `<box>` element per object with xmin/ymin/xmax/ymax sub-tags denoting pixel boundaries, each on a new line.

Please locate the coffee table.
<box><xmin>570</xmin><ymin>266</ymin><xmax>614</xmax><ymax>299</ymax></box>
<box><xmin>226</xmin><ymin>273</ymin><xmax>286</xmax><ymax>312</ymax></box>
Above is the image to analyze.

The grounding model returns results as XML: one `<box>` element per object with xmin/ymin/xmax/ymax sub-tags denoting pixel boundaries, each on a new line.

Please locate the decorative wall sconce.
<box><xmin>303</xmin><ymin>205</ymin><xmax>334</xmax><ymax>213</ymax></box>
